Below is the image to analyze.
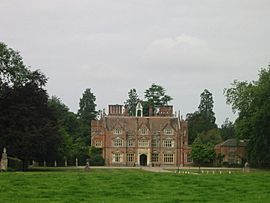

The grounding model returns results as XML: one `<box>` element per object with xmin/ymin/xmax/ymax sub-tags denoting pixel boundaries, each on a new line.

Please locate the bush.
<box><xmin>89</xmin><ymin>147</ymin><xmax>105</xmax><ymax>166</ymax></box>
<box><xmin>88</xmin><ymin>155</ymin><xmax>105</xmax><ymax>166</ymax></box>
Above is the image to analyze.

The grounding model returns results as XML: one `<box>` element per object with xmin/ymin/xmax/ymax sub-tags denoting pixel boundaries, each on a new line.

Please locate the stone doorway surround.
<box><xmin>140</xmin><ymin>154</ymin><xmax>147</xmax><ymax>166</ymax></box>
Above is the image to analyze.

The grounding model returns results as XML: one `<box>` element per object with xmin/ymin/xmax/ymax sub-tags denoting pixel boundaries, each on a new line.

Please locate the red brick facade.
<box><xmin>91</xmin><ymin>105</ymin><xmax>191</xmax><ymax>167</ymax></box>
<box><xmin>215</xmin><ymin>139</ymin><xmax>248</xmax><ymax>165</ymax></box>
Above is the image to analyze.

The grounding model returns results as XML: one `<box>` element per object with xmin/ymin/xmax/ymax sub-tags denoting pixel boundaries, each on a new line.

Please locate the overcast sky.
<box><xmin>1</xmin><ymin>0</ymin><xmax>270</xmax><ymax>125</ymax></box>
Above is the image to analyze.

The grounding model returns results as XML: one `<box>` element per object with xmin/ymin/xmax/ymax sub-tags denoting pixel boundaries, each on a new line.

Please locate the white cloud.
<box><xmin>142</xmin><ymin>34</ymin><xmax>219</xmax><ymax>71</ymax></box>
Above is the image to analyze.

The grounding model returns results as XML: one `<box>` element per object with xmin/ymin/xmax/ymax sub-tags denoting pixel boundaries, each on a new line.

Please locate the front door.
<box><xmin>140</xmin><ymin>154</ymin><xmax>147</xmax><ymax>166</ymax></box>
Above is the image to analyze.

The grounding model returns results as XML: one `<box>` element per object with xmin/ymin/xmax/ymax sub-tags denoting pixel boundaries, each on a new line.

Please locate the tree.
<box><xmin>224</xmin><ymin>67</ymin><xmax>270</xmax><ymax>167</ymax></box>
<box><xmin>0</xmin><ymin>42</ymin><xmax>47</xmax><ymax>87</ymax></box>
<box><xmin>144</xmin><ymin>83</ymin><xmax>172</xmax><ymax>108</ymax></box>
<box><xmin>77</xmin><ymin>88</ymin><xmax>97</xmax><ymax>124</ymax></box>
<box><xmin>124</xmin><ymin>88</ymin><xmax>140</xmax><ymax>116</ymax></box>
<box><xmin>186</xmin><ymin>112</ymin><xmax>215</xmax><ymax>144</ymax></box>
<box><xmin>198</xmin><ymin>89</ymin><xmax>216</xmax><ymax>124</ymax></box>
<box><xmin>48</xmin><ymin>96</ymin><xmax>80</xmax><ymax>136</ymax></box>
<box><xmin>77</xmin><ymin>88</ymin><xmax>97</xmax><ymax>147</ymax></box>
<box><xmin>0</xmin><ymin>42</ymin><xmax>62</xmax><ymax>169</ymax></box>
<box><xmin>191</xmin><ymin>138</ymin><xmax>216</xmax><ymax>168</ymax></box>
<box><xmin>48</xmin><ymin>96</ymin><xmax>82</xmax><ymax>160</ymax></box>
<box><xmin>0</xmin><ymin>82</ymin><xmax>62</xmax><ymax>167</ymax></box>
<box><xmin>197</xmin><ymin>128</ymin><xmax>223</xmax><ymax>145</ymax></box>
<box><xmin>220</xmin><ymin>118</ymin><xmax>235</xmax><ymax>140</ymax></box>
<box><xmin>186</xmin><ymin>89</ymin><xmax>217</xmax><ymax>145</ymax></box>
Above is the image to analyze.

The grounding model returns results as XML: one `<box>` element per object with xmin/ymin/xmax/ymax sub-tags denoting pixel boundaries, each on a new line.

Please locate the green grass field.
<box><xmin>0</xmin><ymin>169</ymin><xmax>270</xmax><ymax>203</ymax></box>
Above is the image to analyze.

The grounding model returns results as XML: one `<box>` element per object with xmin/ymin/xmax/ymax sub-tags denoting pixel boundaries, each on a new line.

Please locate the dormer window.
<box><xmin>164</xmin><ymin>128</ymin><xmax>173</xmax><ymax>135</ymax></box>
<box><xmin>114</xmin><ymin>128</ymin><xmax>122</xmax><ymax>135</ymax></box>
<box><xmin>140</xmin><ymin>127</ymin><xmax>147</xmax><ymax>135</ymax></box>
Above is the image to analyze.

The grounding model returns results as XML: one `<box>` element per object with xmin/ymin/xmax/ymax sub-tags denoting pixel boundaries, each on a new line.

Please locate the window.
<box><xmin>151</xmin><ymin>153</ymin><xmax>159</xmax><ymax>162</ymax></box>
<box><xmin>138</xmin><ymin>140</ymin><xmax>149</xmax><ymax>147</ymax></box>
<box><xmin>113</xmin><ymin>139</ymin><xmax>123</xmax><ymax>147</ymax></box>
<box><xmin>114</xmin><ymin>128</ymin><xmax>122</xmax><ymax>135</ymax></box>
<box><xmin>140</xmin><ymin>127</ymin><xmax>147</xmax><ymax>135</ymax></box>
<box><xmin>164</xmin><ymin>128</ymin><xmax>173</xmax><ymax>135</ymax></box>
<box><xmin>163</xmin><ymin>140</ymin><xmax>174</xmax><ymax>148</ymax></box>
<box><xmin>112</xmin><ymin>153</ymin><xmax>122</xmax><ymax>162</ymax></box>
<box><xmin>152</xmin><ymin>139</ymin><xmax>160</xmax><ymax>147</ymax></box>
<box><xmin>127</xmin><ymin>140</ymin><xmax>134</xmax><ymax>147</ymax></box>
<box><xmin>127</xmin><ymin>153</ymin><xmax>134</xmax><ymax>162</ymax></box>
<box><xmin>95</xmin><ymin>140</ymin><xmax>102</xmax><ymax>147</ymax></box>
<box><xmin>164</xmin><ymin>154</ymin><xmax>174</xmax><ymax>163</ymax></box>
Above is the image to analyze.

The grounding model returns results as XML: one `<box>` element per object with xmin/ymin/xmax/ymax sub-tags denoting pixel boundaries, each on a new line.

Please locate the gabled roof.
<box><xmin>220</xmin><ymin>139</ymin><xmax>248</xmax><ymax>147</ymax></box>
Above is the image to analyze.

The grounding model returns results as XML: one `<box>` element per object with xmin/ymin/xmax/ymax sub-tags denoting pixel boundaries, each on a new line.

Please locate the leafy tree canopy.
<box><xmin>186</xmin><ymin>111</ymin><xmax>217</xmax><ymax>144</ymax></box>
<box><xmin>198</xmin><ymin>89</ymin><xmax>216</xmax><ymax>124</ymax></box>
<box><xmin>186</xmin><ymin>89</ymin><xmax>217</xmax><ymax>145</ymax></box>
<box><xmin>191</xmin><ymin>138</ymin><xmax>216</xmax><ymax>167</ymax></box>
<box><xmin>0</xmin><ymin>81</ymin><xmax>62</xmax><ymax>165</ymax></box>
<box><xmin>77</xmin><ymin>88</ymin><xmax>97</xmax><ymax>124</ymax></box>
<box><xmin>0</xmin><ymin>43</ymin><xmax>62</xmax><ymax>168</ymax></box>
<box><xmin>144</xmin><ymin>83</ymin><xmax>172</xmax><ymax>108</ymax></box>
<box><xmin>197</xmin><ymin>128</ymin><xmax>223</xmax><ymax>145</ymax></box>
<box><xmin>224</xmin><ymin>67</ymin><xmax>270</xmax><ymax>167</ymax></box>
<box><xmin>0</xmin><ymin>42</ymin><xmax>47</xmax><ymax>87</ymax></box>
<box><xmin>124</xmin><ymin>88</ymin><xmax>140</xmax><ymax>116</ymax></box>
<box><xmin>220</xmin><ymin>118</ymin><xmax>235</xmax><ymax>140</ymax></box>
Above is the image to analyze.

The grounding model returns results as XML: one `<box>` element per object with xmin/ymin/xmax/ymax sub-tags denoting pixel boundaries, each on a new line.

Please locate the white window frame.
<box><xmin>114</xmin><ymin>128</ymin><xmax>122</xmax><ymax>135</ymax></box>
<box><xmin>127</xmin><ymin>139</ymin><xmax>134</xmax><ymax>147</ymax></box>
<box><xmin>138</xmin><ymin>140</ymin><xmax>149</xmax><ymax>147</ymax></box>
<box><xmin>112</xmin><ymin>153</ymin><xmax>122</xmax><ymax>163</ymax></box>
<box><xmin>140</xmin><ymin>127</ymin><xmax>147</xmax><ymax>135</ymax></box>
<box><xmin>95</xmin><ymin>140</ymin><xmax>102</xmax><ymax>147</ymax></box>
<box><xmin>164</xmin><ymin>154</ymin><xmax>174</xmax><ymax>163</ymax></box>
<box><xmin>163</xmin><ymin>140</ymin><xmax>174</xmax><ymax>148</ymax></box>
<box><xmin>151</xmin><ymin>153</ymin><xmax>159</xmax><ymax>162</ymax></box>
<box><xmin>164</xmin><ymin>128</ymin><xmax>174</xmax><ymax>135</ymax></box>
<box><xmin>127</xmin><ymin>153</ymin><xmax>134</xmax><ymax>162</ymax></box>
<box><xmin>113</xmin><ymin>138</ymin><xmax>123</xmax><ymax>147</ymax></box>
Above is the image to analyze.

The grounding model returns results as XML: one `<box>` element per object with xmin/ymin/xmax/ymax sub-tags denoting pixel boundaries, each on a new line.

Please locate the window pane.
<box><xmin>138</xmin><ymin>140</ymin><xmax>149</xmax><ymax>147</ymax></box>
<box><xmin>127</xmin><ymin>153</ymin><xmax>134</xmax><ymax>162</ymax></box>
<box><xmin>164</xmin><ymin>154</ymin><xmax>174</xmax><ymax>163</ymax></box>
<box><xmin>151</xmin><ymin>153</ymin><xmax>159</xmax><ymax>162</ymax></box>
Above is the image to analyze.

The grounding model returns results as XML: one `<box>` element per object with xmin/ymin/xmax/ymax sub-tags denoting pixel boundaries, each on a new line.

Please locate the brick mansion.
<box><xmin>91</xmin><ymin>103</ymin><xmax>191</xmax><ymax>167</ymax></box>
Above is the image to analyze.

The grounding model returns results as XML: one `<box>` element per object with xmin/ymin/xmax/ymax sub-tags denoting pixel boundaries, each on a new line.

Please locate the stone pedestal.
<box><xmin>1</xmin><ymin>148</ymin><xmax>8</xmax><ymax>171</ymax></box>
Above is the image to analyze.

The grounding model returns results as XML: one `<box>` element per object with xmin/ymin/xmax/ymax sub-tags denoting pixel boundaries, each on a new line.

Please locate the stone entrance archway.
<box><xmin>140</xmin><ymin>154</ymin><xmax>147</xmax><ymax>166</ymax></box>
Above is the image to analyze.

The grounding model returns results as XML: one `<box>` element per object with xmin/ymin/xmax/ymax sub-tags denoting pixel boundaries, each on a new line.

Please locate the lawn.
<box><xmin>0</xmin><ymin>169</ymin><xmax>270</xmax><ymax>203</ymax></box>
